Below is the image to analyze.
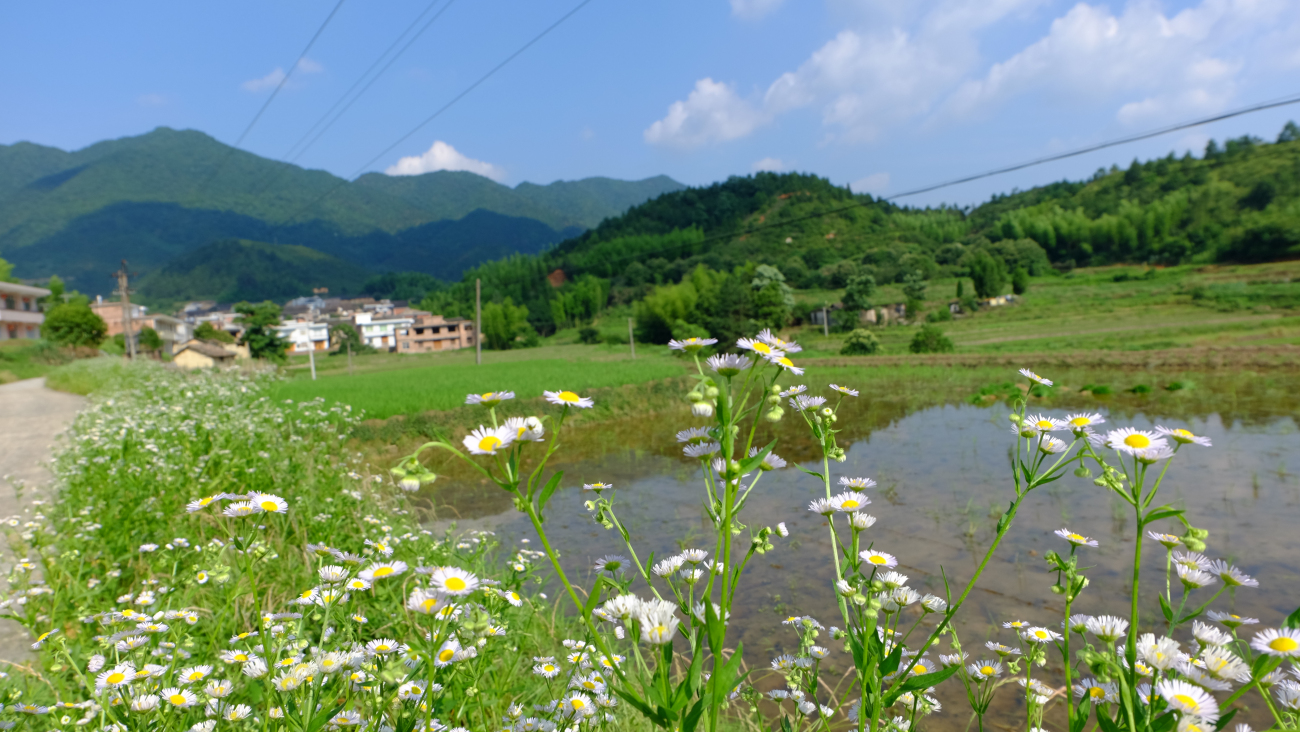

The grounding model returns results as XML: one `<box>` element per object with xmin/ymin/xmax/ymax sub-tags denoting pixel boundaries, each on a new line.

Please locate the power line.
<box><xmin>251</xmin><ymin>0</ymin><xmax>457</xmax><ymax>196</ymax></box>
<box><xmin>200</xmin><ymin>0</ymin><xmax>348</xmax><ymax>192</ymax></box>
<box><xmin>274</xmin><ymin>0</ymin><xmax>597</xmax><ymax>229</ymax></box>
<box><xmin>282</xmin><ymin>0</ymin><xmax>456</xmax><ymax>165</ymax></box>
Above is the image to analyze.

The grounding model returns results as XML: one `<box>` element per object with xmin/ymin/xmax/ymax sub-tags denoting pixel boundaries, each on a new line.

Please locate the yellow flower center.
<box><xmin>778</xmin><ymin>357</ymin><xmax>794</xmax><ymax>367</ymax></box>
<box><xmin>169</xmin><ymin>695</ymin><xmax>188</xmax><ymax>705</ymax></box>
<box><xmin>1124</xmin><ymin>434</ymin><xmax>1151</xmax><ymax>448</ymax></box>
<box><xmin>438</xmin><ymin>649</ymin><xmax>455</xmax><ymax>662</ymax></box>
<box><xmin>570</xmin><ymin>699</ymin><xmax>586</xmax><ymax>710</ymax></box>
<box><xmin>752</xmin><ymin>343</ymin><xmax>772</xmax><ymax>354</ymax></box>
<box><xmin>1034</xmin><ymin>630</ymin><xmax>1048</xmax><ymax>639</ymax></box>
<box><xmin>1068</xmin><ymin>534</ymin><xmax>1085</xmax><ymax>542</ymax></box>
<box><xmin>1036</xmin><ymin>421</ymin><xmax>1053</xmax><ymax>429</ymax></box>
<box><xmin>980</xmin><ymin>666</ymin><xmax>994</xmax><ymax>675</ymax></box>
<box><xmin>1173</xmin><ymin>429</ymin><xmax>1193</xmax><ymax>438</ymax></box>
<box><xmin>544</xmin><ymin>665</ymin><xmax>556</xmax><ymax>672</ymax></box>
<box><xmin>1174</xmin><ymin>694</ymin><xmax>1199</xmax><ymax>711</ymax></box>
<box><xmin>1089</xmin><ymin>687</ymin><xmax>1105</xmax><ymax>699</ymax></box>
<box><xmin>420</xmin><ymin>599</ymin><xmax>438</xmax><ymax>612</ymax></box>
<box><xmin>234</xmin><ymin>654</ymin><xmax>247</xmax><ymax>661</ymax></box>
<box><xmin>107</xmin><ymin>673</ymin><xmax>126</xmax><ymax>685</ymax></box>
<box><xmin>558</xmin><ymin>391</ymin><xmax>581</xmax><ymax>402</ymax></box>
<box><xmin>583</xmin><ymin>681</ymin><xmax>596</xmax><ymax>689</ymax></box>
<box><xmin>199</xmin><ymin>496</ymin><xmax>214</xmax><ymax>505</ymax></box>
<box><xmin>188</xmin><ymin>673</ymin><xmax>203</xmax><ymax>681</ymax></box>
<box><xmin>373</xmin><ymin>567</ymin><xmax>393</xmax><ymax>577</ymax></box>
<box><xmin>445</xmin><ymin>577</ymin><xmax>467</xmax><ymax>592</ymax></box>
<box><xmin>478</xmin><ymin>436</ymin><xmax>502</xmax><ymax>451</ymax></box>
<box><xmin>375</xmin><ymin>644</ymin><xmax>392</xmax><ymax>652</ymax></box>
<box><xmin>868</xmin><ymin>555</ymin><xmax>888</xmax><ymax>565</ymax></box>
<box><xmin>914</xmin><ymin>664</ymin><xmax>928</xmax><ymax>674</ymax></box>
<box><xmin>1269</xmin><ymin>637</ymin><xmax>1299</xmax><ymax>652</ymax></box>
<box><xmin>1070</xmin><ymin>417</ymin><xmax>1090</xmax><ymax>426</ymax></box>
<box><xmin>481</xmin><ymin>393</ymin><xmax>494</xmax><ymax>400</ymax></box>
<box><xmin>510</xmin><ymin>593</ymin><xmax>520</xmax><ymax>601</ymax></box>
<box><xmin>841</xmin><ymin>499</ymin><xmax>860</xmax><ymax>509</ymax></box>
<box><xmin>260</xmin><ymin>500</ymin><xmax>279</xmax><ymax>512</ymax></box>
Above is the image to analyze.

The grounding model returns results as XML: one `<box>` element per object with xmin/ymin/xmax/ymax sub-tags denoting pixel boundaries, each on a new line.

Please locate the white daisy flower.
<box><xmin>503</xmin><ymin>416</ymin><xmax>545</xmax><ymax>442</ymax></box>
<box><xmin>462</xmin><ymin>425</ymin><xmax>515</xmax><ymax>455</ymax></box>
<box><xmin>829</xmin><ymin>384</ymin><xmax>859</xmax><ymax>396</ymax></box>
<box><xmin>1134</xmin><ymin>445</ymin><xmax>1174</xmax><ymax>464</ymax></box>
<box><xmin>1025</xmin><ymin>414</ymin><xmax>1066</xmax><ymax>432</ymax></box>
<box><xmin>830</xmin><ymin>492</ymin><xmax>871</xmax><ymax>512</ymax></box>
<box><xmin>1086</xmin><ymin>615</ymin><xmax>1129</xmax><ymax>643</ymax></box>
<box><xmin>249</xmin><ymin>493</ymin><xmax>287</xmax><ymax>514</ymax></box>
<box><xmin>1022</xmin><ymin>627</ymin><xmax>1063</xmax><ymax>643</ymax></box>
<box><xmin>1105</xmin><ymin>427</ymin><xmax>1169</xmax><ymax>455</ymax></box>
<box><xmin>736</xmin><ymin>337</ymin><xmax>782</xmax><ymax>357</ymax></box>
<box><xmin>706</xmin><ymin>354</ymin><xmax>752</xmax><ymax>377</ymax></box>
<box><xmin>1064</xmin><ymin>412</ymin><xmax>1105</xmax><ymax>431</ymax></box>
<box><xmin>1155</xmin><ymin>426</ymin><xmax>1212</xmax><ymax>447</ymax></box>
<box><xmin>676</xmin><ymin>427</ymin><xmax>711</xmax><ymax>444</ymax></box>
<box><xmin>1147</xmin><ymin>531</ymin><xmax>1181</xmax><ymax>548</ymax></box>
<box><xmin>850</xmin><ymin>513</ymin><xmax>877</xmax><ymax>529</ymax></box>
<box><xmin>1157</xmin><ymin>679</ymin><xmax>1219</xmax><ymax>723</ymax></box>
<box><xmin>808</xmin><ymin>498</ymin><xmax>836</xmax><ymax>516</ymax></box>
<box><xmin>222</xmin><ymin>501</ymin><xmax>259</xmax><ymax>518</ymax></box>
<box><xmin>359</xmin><ymin>561</ymin><xmax>408</xmax><ymax>582</ymax></box>
<box><xmin>764</xmin><ymin>353</ymin><xmax>804</xmax><ymax>375</ymax></box>
<box><xmin>683</xmin><ymin>442</ymin><xmax>720</xmax><ymax>458</ymax></box>
<box><xmin>840</xmin><ymin>476</ymin><xmax>877</xmax><ymax>489</ymax></box>
<box><xmin>968</xmin><ymin>661</ymin><xmax>1003</xmax><ymax>680</ymax></box>
<box><xmin>790</xmin><ymin>394</ymin><xmax>826</xmax><ymax>411</ymax></box>
<box><xmin>1250</xmin><ymin>628</ymin><xmax>1300</xmax><ymax>657</ymax></box>
<box><xmin>1055</xmin><ymin>528</ymin><xmax>1099</xmax><ymax>547</ymax></box>
<box><xmin>1038</xmin><ymin>436</ymin><xmax>1068</xmax><ymax>454</ymax></box>
<box><xmin>1137</xmin><ymin>634</ymin><xmax>1185</xmax><ymax>670</ymax></box>
<box><xmin>465</xmin><ymin>391</ymin><xmax>515</xmax><ymax>407</ymax></box>
<box><xmin>779</xmin><ymin>385</ymin><xmax>807</xmax><ymax>397</ymax></box>
<box><xmin>1207</xmin><ymin>611</ymin><xmax>1258</xmax><ymax>628</ymax></box>
<box><xmin>366</xmin><ymin>638</ymin><xmax>404</xmax><ymax>656</ymax></box>
<box><xmin>860</xmin><ymin>550</ymin><xmax>898</xmax><ymax>568</ymax></box>
<box><xmin>544</xmin><ymin>390</ymin><xmax>594</xmax><ymax>408</ymax></box>
<box><xmin>1177</xmin><ymin>564</ymin><xmax>1216</xmax><ymax>589</ymax></box>
<box><xmin>756</xmin><ymin>329</ymin><xmax>801</xmax><ymax>353</ymax></box>
<box><xmin>162</xmin><ymin>688</ymin><xmax>198</xmax><ymax>708</ymax></box>
<box><xmin>428</xmin><ymin>566</ymin><xmax>479</xmax><ymax>595</ymax></box>
<box><xmin>1019</xmin><ymin>368</ymin><xmax>1052</xmax><ymax>386</ymax></box>
<box><xmin>668</xmin><ymin>337</ymin><xmax>718</xmax><ymax>353</ymax></box>
<box><xmin>1206</xmin><ymin>560</ymin><xmax>1259</xmax><ymax>588</ymax></box>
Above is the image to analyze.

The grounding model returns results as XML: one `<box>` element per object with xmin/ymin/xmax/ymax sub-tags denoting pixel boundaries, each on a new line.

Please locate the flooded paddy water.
<box><xmin>419</xmin><ymin>376</ymin><xmax>1300</xmax><ymax>729</ymax></box>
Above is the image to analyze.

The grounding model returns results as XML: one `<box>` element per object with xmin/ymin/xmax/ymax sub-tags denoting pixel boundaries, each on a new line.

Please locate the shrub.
<box><xmin>926</xmin><ymin>307</ymin><xmax>953</xmax><ymax>323</ymax></box>
<box><xmin>42</xmin><ymin>301</ymin><xmax>107</xmax><ymax>347</ymax></box>
<box><xmin>840</xmin><ymin>328</ymin><xmax>880</xmax><ymax>355</ymax></box>
<box><xmin>194</xmin><ymin>321</ymin><xmax>235</xmax><ymax>344</ymax></box>
<box><xmin>577</xmin><ymin>326</ymin><xmax>601</xmax><ymax>344</ymax></box>
<box><xmin>966</xmin><ymin>249</ymin><xmax>1008</xmax><ymax>298</ymax></box>
<box><xmin>1012</xmin><ymin>266</ymin><xmax>1030</xmax><ymax>295</ymax></box>
<box><xmin>909</xmin><ymin>324</ymin><xmax>955</xmax><ymax>353</ymax></box>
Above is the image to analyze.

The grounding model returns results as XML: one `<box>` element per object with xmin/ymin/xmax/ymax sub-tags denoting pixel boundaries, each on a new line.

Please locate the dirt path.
<box><xmin>0</xmin><ymin>377</ymin><xmax>86</xmax><ymax>663</ymax></box>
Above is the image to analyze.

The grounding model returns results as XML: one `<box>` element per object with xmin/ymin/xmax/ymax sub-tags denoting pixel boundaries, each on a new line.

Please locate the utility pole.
<box><xmin>627</xmin><ymin>318</ymin><xmax>636</xmax><ymax>360</ymax></box>
<box><xmin>475</xmin><ymin>278</ymin><xmax>482</xmax><ymax>366</ymax></box>
<box><xmin>111</xmin><ymin>260</ymin><xmax>137</xmax><ymax>359</ymax></box>
<box><xmin>822</xmin><ymin>306</ymin><xmax>829</xmax><ymax>338</ymax></box>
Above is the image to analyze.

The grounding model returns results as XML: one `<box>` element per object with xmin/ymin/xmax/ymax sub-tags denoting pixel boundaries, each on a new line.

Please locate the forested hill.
<box><xmin>0</xmin><ymin>127</ymin><xmax>683</xmax><ymax>289</ymax></box>
<box><xmin>430</xmin><ymin>122</ymin><xmax>1299</xmax><ymax>337</ymax></box>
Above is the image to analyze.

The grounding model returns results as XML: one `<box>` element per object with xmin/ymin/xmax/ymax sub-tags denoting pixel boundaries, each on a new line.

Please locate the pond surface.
<box><xmin>426</xmin><ymin>397</ymin><xmax>1300</xmax><ymax>729</ymax></box>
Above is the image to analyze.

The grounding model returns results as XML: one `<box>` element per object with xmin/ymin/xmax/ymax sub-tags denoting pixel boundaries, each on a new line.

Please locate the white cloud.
<box><xmin>384</xmin><ymin>140</ymin><xmax>507</xmax><ymax>182</ymax></box>
<box><xmin>645</xmin><ymin>0</ymin><xmax>1298</xmax><ymax>149</ymax></box>
<box><xmin>644</xmin><ymin>78</ymin><xmax>770</xmax><ymax>149</ymax></box>
<box><xmin>939</xmin><ymin>0</ymin><xmax>1289</xmax><ymax>127</ymax></box>
<box><xmin>752</xmin><ymin>157</ymin><xmax>785</xmax><ymax>172</ymax></box>
<box><xmin>730</xmin><ymin>0</ymin><xmax>784</xmax><ymax>21</ymax></box>
<box><xmin>851</xmin><ymin>172</ymin><xmax>890</xmax><ymax>194</ymax></box>
<box><xmin>240</xmin><ymin>58</ymin><xmax>324</xmax><ymax>93</ymax></box>
<box><xmin>242</xmin><ymin>68</ymin><xmax>286</xmax><ymax>93</ymax></box>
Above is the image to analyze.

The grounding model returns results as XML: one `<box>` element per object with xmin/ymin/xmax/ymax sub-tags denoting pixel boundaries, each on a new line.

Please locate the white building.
<box><xmin>0</xmin><ymin>282</ymin><xmax>50</xmax><ymax>341</ymax></box>
<box><xmin>354</xmin><ymin>311</ymin><xmax>414</xmax><ymax>351</ymax></box>
<box><xmin>274</xmin><ymin>320</ymin><xmax>330</xmax><ymax>353</ymax></box>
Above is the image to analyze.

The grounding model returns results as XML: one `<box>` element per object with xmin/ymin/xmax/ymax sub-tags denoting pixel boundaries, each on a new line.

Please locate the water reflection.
<box><xmin>425</xmin><ymin>401</ymin><xmax>1300</xmax><ymax>729</ymax></box>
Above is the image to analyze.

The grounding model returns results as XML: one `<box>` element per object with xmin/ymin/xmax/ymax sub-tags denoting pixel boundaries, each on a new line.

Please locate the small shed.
<box><xmin>174</xmin><ymin>340</ymin><xmax>238</xmax><ymax>370</ymax></box>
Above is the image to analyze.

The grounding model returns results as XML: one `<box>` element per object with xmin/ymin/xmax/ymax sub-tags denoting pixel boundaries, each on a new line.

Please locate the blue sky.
<box><xmin>3</xmin><ymin>0</ymin><xmax>1299</xmax><ymax>207</ymax></box>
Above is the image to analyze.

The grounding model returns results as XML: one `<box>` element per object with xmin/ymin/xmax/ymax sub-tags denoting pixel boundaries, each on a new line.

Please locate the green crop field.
<box><xmin>270</xmin><ymin>353</ymin><xmax>688</xmax><ymax>419</ymax></box>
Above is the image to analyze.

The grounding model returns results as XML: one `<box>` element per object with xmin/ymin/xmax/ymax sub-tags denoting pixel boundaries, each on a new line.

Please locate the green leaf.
<box><xmin>880</xmin><ymin>645</ymin><xmax>903</xmax><ymax>677</ymax></box>
<box><xmin>681</xmin><ymin>697</ymin><xmax>707</xmax><ymax>732</ymax></box>
<box><xmin>582</xmin><ymin>576</ymin><xmax>605</xmax><ymax>621</ymax></box>
<box><xmin>1070</xmin><ymin>699</ymin><xmax>1092</xmax><ymax>732</ymax></box>
<box><xmin>1095</xmin><ymin>710</ymin><xmax>1122</xmax><ymax>732</ymax></box>
<box><xmin>738</xmin><ymin>439</ymin><xmax>777</xmax><ymax>475</ymax></box>
<box><xmin>883</xmin><ymin>665</ymin><xmax>960</xmax><ymax>706</ymax></box>
<box><xmin>705</xmin><ymin>601</ymin><xmax>725</xmax><ymax>655</ymax></box>
<box><xmin>1151</xmin><ymin>711</ymin><xmax>1178</xmax><ymax>732</ymax></box>
<box><xmin>1159</xmin><ymin>594</ymin><xmax>1174</xmax><ymax>623</ymax></box>
<box><xmin>795</xmin><ymin>464</ymin><xmax>824</xmax><ymax>481</ymax></box>
<box><xmin>307</xmin><ymin>702</ymin><xmax>347</xmax><ymax>732</ymax></box>
<box><xmin>1212</xmin><ymin>708</ymin><xmax>1238</xmax><ymax>732</ymax></box>
<box><xmin>613</xmin><ymin>688</ymin><xmax>667</xmax><ymax>727</ymax></box>
<box><xmin>536</xmin><ymin>470</ymin><xmax>564</xmax><ymax>514</ymax></box>
<box><xmin>1285</xmin><ymin>604</ymin><xmax>1300</xmax><ymax>630</ymax></box>
<box><xmin>1145</xmin><ymin>506</ymin><xmax>1185</xmax><ymax>524</ymax></box>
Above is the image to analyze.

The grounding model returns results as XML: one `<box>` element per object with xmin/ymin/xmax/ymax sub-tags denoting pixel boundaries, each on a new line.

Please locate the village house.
<box><xmin>173</xmin><ymin>340</ymin><xmax>239</xmax><ymax>369</ymax></box>
<box><xmin>354</xmin><ymin>311</ymin><xmax>415</xmax><ymax>351</ymax></box>
<box><xmin>0</xmin><ymin>282</ymin><xmax>50</xmax><ymax>341</ymax></box>
<box><xmin>395</xmin><ymin>313</ymin><xmax>476</xmax><ymax>353</ymax></box>
<box><xmin>90</xmin><ymin>298</ymin><xmax>191</xmax><ymax>353</ymax></box>
<box><xmin>274</xmin><ymin>319</ymin><xmax>330</xmax><ymax>353</ymax></box>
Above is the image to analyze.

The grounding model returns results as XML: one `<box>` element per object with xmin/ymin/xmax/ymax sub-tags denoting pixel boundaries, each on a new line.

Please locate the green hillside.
<box><xmin>134</xmin><ymin>239</ymin><xmax>370</xmax><ymax>305</ymax></box>
<box><xmin>430</xmin><ymin>123</ymin><xmax>1300</xmax><ymax>337</ymax></box>
<box><xmin>0</xmin><ymin>127</ymin><xmax>683</xmax><ymax>289</ymax></box>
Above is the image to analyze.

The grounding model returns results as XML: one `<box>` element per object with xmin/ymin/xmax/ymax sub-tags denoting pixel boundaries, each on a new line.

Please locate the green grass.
<box><xmin>0</xmin><ymin>338</ymin><xmax>74</xmax><ymax>382</ymax></box>
<box><xmin>271</xmin><ymin>354</ymin><xmax>687</xmax><ymax>419</ymax></box>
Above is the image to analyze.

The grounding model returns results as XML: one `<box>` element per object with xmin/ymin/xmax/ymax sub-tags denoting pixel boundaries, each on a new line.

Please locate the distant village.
<box><xmin>1</xmin><ymin>280</ymin><xmax>476</xmax><ymax>369</ymax></box>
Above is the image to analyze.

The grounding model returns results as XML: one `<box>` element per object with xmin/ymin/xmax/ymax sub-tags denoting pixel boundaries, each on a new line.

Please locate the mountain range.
<box><xmin>0</xmin><ymin>127</ymin><xmax>683</xmax><ymax>294</ymax></box>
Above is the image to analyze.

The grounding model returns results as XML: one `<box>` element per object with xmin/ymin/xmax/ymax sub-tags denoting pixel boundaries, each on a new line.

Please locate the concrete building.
<box><xmin>395</xmin><ymin>314</ymin><xmax>476</xmax><ymax>354</ymax></box>
<box><xmin>0</xmin><ymin>283</ymin><xmax>50</xmax><ymax>341</ymax></box>
<box><xmin>354</xmin><ymin>311</ymin><xmax>415</xmax><ymax>351</ymax></box>
<box><xmin>90</xmin><ymin>299</ymin><xmax>191</xmax><ymax>354</ymax></box>
<box><xmin>274</xmin><ymin>320</ymin><xmax>330</xmax><ymax>353</ymax></box>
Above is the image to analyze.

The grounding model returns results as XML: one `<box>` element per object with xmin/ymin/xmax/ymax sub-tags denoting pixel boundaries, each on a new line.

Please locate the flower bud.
<box><xmin>687</xmin><ymin>391</ymin><xmax>704</xmax><ymax>402</ymax></box>
<box><xmin>836</xmin><ymin>580</ymin><xmax>855</xmax><ymax>597</ymax></box>
<box><xmin>764</xmin><ymin>407</ymin><xmax>784</xmax><ymax>423</ymax></box>
<box><xmin>1073</xmin><ymin>465</ymin><xmax>1091</xmax><ymax>478</ymax></box>
<box><xmin>705</xmin><ymin>386</ymin><xmax>720</xmax><ymax>399</ymax></box>
<box><xmin>1008</xmin><ymin>413</ymin><xmax>1023</xmax><ymax>424</ymax></box>
<box><xmin>692</xmin><ymin>402</ymin><xmax>714</xmax><ymax>418</ymax></box>
<box><xmin>766</xmin><ymin>394</ymin><xmax>781</xmax><ymax>406</ymax></box>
